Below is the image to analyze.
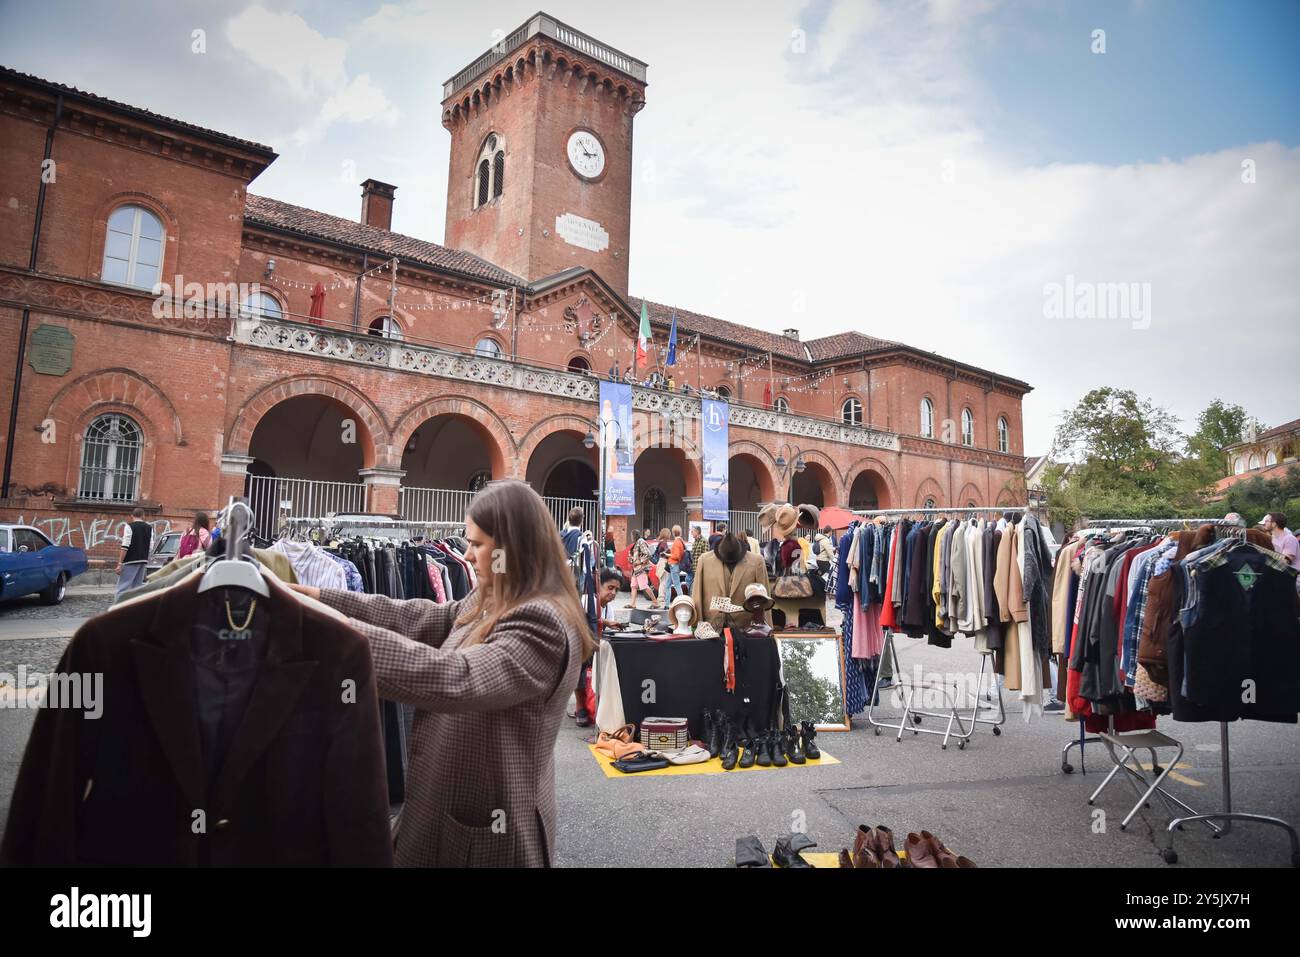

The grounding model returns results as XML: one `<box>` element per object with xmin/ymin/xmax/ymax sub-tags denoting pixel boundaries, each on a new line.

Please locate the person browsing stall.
<box><xmin>291</xmin><ymin>480</ymin><xmax>592</xmax><ymax>868</ymax></box>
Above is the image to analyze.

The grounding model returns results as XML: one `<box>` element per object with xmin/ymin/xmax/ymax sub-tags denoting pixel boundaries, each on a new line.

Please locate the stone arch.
<box><xmin>845</xmin><ymin>456</ymin><xmax>899</xmax><ymax>510</ymax></box>
<box><xmin>47</xmin><ymin>368</ymin><xmax>182</xmax><ymax>448</ymax></box>
<box><xmin>392</xmin><ymin>394</ymin><xmax>515</xmax><ymax>479</ymax></box>
<box><xmin>914</xmin><ymin>477</ymin><xmax>946</xmax><ymax>508</ymax></box>
<box><xmin>633</xmin><ymin>431</ymin><xmax>702</xmax><ymax>498</ymax></box>
<box><xmin>995</xmin><ymin>482</ymin><xmax>1021</xmax><ymax>508</ymax></box>
<box><xmin>957</xmin><ymin>482</ymin><xmax>983</xmax><ymax>507</ymax></box>
<box><xmin>793</xmin><ymin>448</ymin><xmax>843</xmax><ymax>504</ymax></box>
<box><xmin>727</xmin><ymin>440</ymin><xmax>779</xmax><ymax>504</ymax></box>
<box><xmin>228</xmin><ymin>375</ymin><xmax>389</xmax><ymax>468</ymax></box>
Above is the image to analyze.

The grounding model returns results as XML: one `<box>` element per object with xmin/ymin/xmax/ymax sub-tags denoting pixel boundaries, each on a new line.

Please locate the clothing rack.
<box><xmin>1062</xmin><ymin>518</ymin><xmax>1243</xmax><ymax>773</ymax></box>
<box><xmin>1060</xmin><ymin>516</ymin><xmax>1299</xmax><ymax>865</ymax></box>
<box><xmin>852</xmin><ymin>506</ymin><xmax>1017</xmax><ymax>750</ymax></box>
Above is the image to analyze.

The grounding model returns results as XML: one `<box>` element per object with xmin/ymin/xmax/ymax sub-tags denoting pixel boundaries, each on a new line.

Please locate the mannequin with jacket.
<box><xmin>692</xmin><ymin>531</ymin><xmax>770</xmax><ymax>631</ymax></box>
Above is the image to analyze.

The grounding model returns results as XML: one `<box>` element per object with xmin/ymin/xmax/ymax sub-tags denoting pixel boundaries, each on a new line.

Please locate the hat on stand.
<box><xmin>743</xmin><ymin>582</ymin><xmax>774</xmax><ymax>613</ymax></box>
<box><xmin>758</xmin><ymin>503</ymin><xmax>781</xmax><ymax>530</ymax></box>
<box><xmin>669</xmin><ymin>594</ymin><xmax>698</xmax><ymax>628</ymax></box>
<box><xmin>797</xmin><ymin>503</ymin><xmax>821</xmax><ymax>529</ymax></box>
<box><xmin>709</xmin><ymin>595</ymin><xmax>744</xmax><ymax>614</ymax></box>
<box><xmin>773</xmin><ymin>504</ymin><xmax>799</xmax><ymax>540</ymax></box>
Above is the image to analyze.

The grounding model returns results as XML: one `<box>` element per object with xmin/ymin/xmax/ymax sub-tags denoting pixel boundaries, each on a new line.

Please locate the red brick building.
<box><xmin>0</xmin><ymin>13</ymin><xmax>1030</xmax><ymax>564</ymax></box>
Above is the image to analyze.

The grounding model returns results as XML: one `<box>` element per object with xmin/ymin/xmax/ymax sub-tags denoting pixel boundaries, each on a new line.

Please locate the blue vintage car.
<box><xmin>0</xmin><ymin>524</ymin><xmax>89</xmax><ymax>605</ymax></box>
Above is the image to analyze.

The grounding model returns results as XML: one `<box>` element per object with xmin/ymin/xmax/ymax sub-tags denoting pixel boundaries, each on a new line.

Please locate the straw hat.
<box><xmin>773</xmin><ymin>503</ymin><xmax>799</xmax><ymax>539</ymax></box>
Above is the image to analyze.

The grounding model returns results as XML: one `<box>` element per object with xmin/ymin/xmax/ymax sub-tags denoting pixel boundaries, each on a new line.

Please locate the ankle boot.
<box><xmin>735</xmin><ymin>835</ymin><xmax>771</xmax><ymax>868</ymax></box>
<box><xmin>852</xmin><ymin>844</ymin><xmax>879</xmax><ymax>869</ymax></box>
<box><xmin>755</xmin><ymin>731</ymin><xmax>772</xmax><ymax>767</ymax></box>
<box><xmin>707</xmin><ymin>710</ymin><xmax>725</xmax><ymax>759</ymax></box>
<box><xmin>785</xmin><ymin>727</ymin><xmax>806</xmax><ymax>764</ymax></box>
<box><xmin>773</xmin><ymin>834</ymin><xmax>815</xmax><ymax>868</ymax></box>
<box><xmin>904</xmin><ymin>832</ymin><xmax>939</xmax><ymax>868</ymax></box>
<box><xmin>800</xmin><ymin>720</ymin><xmax>821</xmax><ymax>759</ymax></box>
<box><xmin>872</xmin><ymin>825</ymin><xmax>901</xmax><ymax>869</ymax></box>
<box><xmin>769</xmin><ymin>730</ymin><xmax>788</xmax><ymax>768</ymax></box>
<box><xmin>738</xmin><ymin>732</ymin><xmax>757</xmax><ymax>769</ymax></box>
<box><xmin>838</xmin><ymin>849</ymin><xmax>854</xmax><ymax>868</ymax></box>
<box><xmin>853</xmin><ymin>825</ymin><xmax>873</xmax><ymax>859</ymax></box>
<box><xmin>720</xmin><ymin>721</ymin><xmax>739</xmax><ymax>770</ymax></box>
<box><xmin>702</xmin><ymin>709</ymin><xmax>715</xmax><ymax>752</ymax></box>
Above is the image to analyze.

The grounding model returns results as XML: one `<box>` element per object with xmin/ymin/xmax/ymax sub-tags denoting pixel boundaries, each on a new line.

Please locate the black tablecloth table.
<box><xmin>607</xmin><ymin>636</ymin><xmax>782</xmax><ymax>740</ymax></box>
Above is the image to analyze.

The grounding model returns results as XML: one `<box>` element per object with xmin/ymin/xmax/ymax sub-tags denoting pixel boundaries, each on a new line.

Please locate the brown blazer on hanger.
<box><xmin>691</xmin><ymin>549</ymin><xmax>769</xmax><ymax>631</ymax></box>
<box><xmin>317</xmin><ymin>589</ymin><xmax>582</xmax><ymax>868</ymax></box>
<box><xmin>0</xmin><ymin>574</ymin><xmax>393</xmax><ymax>867</ymax></box>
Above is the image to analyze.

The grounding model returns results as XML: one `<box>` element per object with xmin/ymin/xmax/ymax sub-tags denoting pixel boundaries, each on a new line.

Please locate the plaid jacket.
<box><xmin>320</xmin><ymin>590</ymin><xmax>581</xmax><ymax>867</ymax></box>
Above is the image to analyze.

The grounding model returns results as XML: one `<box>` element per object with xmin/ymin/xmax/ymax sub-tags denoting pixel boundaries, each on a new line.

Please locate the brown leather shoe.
<box><xmin>871</xmin><ymin>825</ymin><xmax>901</xmax><ymax>868</ymax></box>
<box><xmin>905</xmin><ymin>832</ymin><xmax>939</xmax><ymax>868</ymax></box>
<box><xmin>838</xmin><ymin>849</ymin><xmax>854</xmax><ymax>868</ymax></box>
<box><xmin>923</xmin><ymin>830</ymin><xmax>959</xmax><ymax>867</ymax></box>
<box><xmin>852</xmin><ymin>824</ymin><xmax>873</xmax><ymax>858</ymax></box>
<box><xmin>955</xmin><ymin>856</ymin><xmax>977</xmax><ymax>868</ymax></box>
<box><xmin>852</xmin><ymin>844</ymin><xmax>880</xmax><ymax>868</ymax></box>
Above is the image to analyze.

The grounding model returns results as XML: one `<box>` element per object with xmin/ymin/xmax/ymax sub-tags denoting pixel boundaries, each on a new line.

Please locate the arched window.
<box><xmin>102</xmin><ymin>204</ymin><xmax>164</xmax><ymax>290</ymax></box>
<box><xmin>241</xmin><ymin>291</ymin><xmax>282</xmax><ymax>320</ymax></box>
<box><xmin>961</xmin><ymin>408</ymin><xmax>975</xmax><ymax>447</ymax></box>
<box><xmin>1234</xmin><ymin>456</ymin><xmax>1246</xmax><ymax>475</ymax></box>
<box><xmin>643</xmin><ymin>488</ymin><xmax>666</xmax><ymax>533</ymax></box>
<box><xmin>920</xmin><ymin>397</ymin><xmax>934</xmax><ymax>438</ymax></box>
<box><xmin>774</xmin><ymin>396</ymin><xmax>790</xmax><ymax>414</ymax></box>
<box><xmin>841</xmin><ymin>397</ymin><xmax>862</xmax><ymax>425</ymax></box>
<box><xmin>715</xmin><ymin>385</ymin><xmax>732</xmax><ymax>401</ymax></box>
<box><xmin>474</xmin><ymin>337</ymin><xmax>503</xmax><ymax>358</ymax></box>
<box><xmin>78</xmin><ymin>413</ymin><xmax>143</xmax><ymax>502</ymax></box>
<box><xmin>1265</xmin><ymin>449</ymin><xmax>1278</xmax><ymax>467</ymax></box>
<box><xmin>997</xmin><ymin>416</ymin><xmax>1009</xmax><ymax>454</ymax></box>
<box><xmin>368</xmin><ymin>315</ymin><xmax>403</xmax><ymax>340</ymax></box>
<box><xmin>474</xmin><ymin>133</ymin><xmax>505</xmax><ymax>208</ymax></box>
<box><xmin>567</xmin><ymin>356</ymin><xmax>591</xmax><ymax>373</ymax></box>
<box><xmin>1249</xmin><ymin>454</ymin><xmax>1261</xmax><ymax>470</ymax></box>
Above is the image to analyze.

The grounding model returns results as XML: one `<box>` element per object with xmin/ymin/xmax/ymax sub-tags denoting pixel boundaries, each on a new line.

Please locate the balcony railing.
<box><xmin>232</xmin><ymin>315</ymin><xmax>902</xmax><ymax>452</ymax></box>
<box><xmin>443</xmin><ymin>12</ymin><xmax>648</xmax><ymax>99</ymax></box>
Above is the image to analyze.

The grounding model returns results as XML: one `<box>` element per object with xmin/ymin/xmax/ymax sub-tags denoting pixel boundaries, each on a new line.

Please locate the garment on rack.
<box><xmin>0</xmin><ymin>573</ymin><xmax>393</xmax><ymax>866</ymax></box>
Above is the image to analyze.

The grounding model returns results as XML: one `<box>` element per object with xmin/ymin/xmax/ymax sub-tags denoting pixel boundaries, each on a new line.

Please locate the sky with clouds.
<box><xmin>2</xmin><ymin>0</ymin><xmax>1297</xmax><ymax>453</ymax></box>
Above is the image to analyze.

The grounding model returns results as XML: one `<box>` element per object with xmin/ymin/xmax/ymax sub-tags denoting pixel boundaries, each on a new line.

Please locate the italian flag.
<box><xmin>635</xmin><ymin>301</ymin><xmax>652</xmax><ymax>368</ymax></box>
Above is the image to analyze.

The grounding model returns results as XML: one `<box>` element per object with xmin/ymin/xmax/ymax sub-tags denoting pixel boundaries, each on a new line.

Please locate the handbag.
<box><xmin>639</xmin><ymin>716</ymin><xmax>689</xmax><ymax>752</ymax></box>
<box><xmin>773</xmin><ymin>545</ymin><xmax>814</xmax><ymax>599</ymax></box>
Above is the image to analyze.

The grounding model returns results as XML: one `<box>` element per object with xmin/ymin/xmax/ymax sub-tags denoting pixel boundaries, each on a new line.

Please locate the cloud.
<box><xmin>224</xmin><ymin>4</ymin><xmax>397</xmax><ymax>143</ymax></box>
<box><xmin>626</xmin><ymin>0</ymin><xmax>1299</xmax><ymax>453</ymax></box>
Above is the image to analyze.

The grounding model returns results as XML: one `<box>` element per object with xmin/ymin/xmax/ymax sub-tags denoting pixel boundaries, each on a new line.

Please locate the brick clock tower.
<box><xmin>441</xmin><ymin>12</ymin><xmax>647</xmax><ymax>297</ymax></box>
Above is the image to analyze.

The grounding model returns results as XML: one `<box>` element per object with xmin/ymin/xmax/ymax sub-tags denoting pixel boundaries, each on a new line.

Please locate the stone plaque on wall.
<box><xmin>28</xmin><ymin>324</ymin><xmax>75</xmax><ymax>376</ymax></box>
<box><xmin>555</xmin><ymin>213</ymin><xmax>609</xmax><ymax>253</ymax></box>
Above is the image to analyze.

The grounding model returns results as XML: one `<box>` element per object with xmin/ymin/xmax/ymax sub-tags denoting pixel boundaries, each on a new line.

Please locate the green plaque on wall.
<box><xmin>28</xmin><ymin>324</ymin><xmax>75</xmax><ymax>376</ymax></box>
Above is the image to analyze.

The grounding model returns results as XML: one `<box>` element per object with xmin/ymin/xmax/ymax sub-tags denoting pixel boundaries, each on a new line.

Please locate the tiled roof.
<box><xmin>805</xmin><ymin>331</ymin><xmax>901</xmax><ymax>361</ymax></box>
<box><xmin>244</xmin><ymin>195</ymin><xmax>525</xmax><ymax>287</ymax></box>
<box><xmin>1214</xmin><ymin>460</ymin><xmax>1299</xmax><ymax>494</ymax></box>
<box><xmin>630</xmin><ymin>298</ymin><xmax>811</xmax><ymax>361</ymax></box>
<box><xmin>1</xmin><ymin>66</ymin><xmax>276</xmax><ymax>156</ymax></box>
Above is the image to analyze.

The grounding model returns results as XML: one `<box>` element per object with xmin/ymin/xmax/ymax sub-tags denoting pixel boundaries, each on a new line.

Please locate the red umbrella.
<box><xmin>308</xmin><ymin>282</ymin><xmax>326</xmax><ymax>325</ymax></box>
<box><xmin>817</xmin><ymin>506</ymin><xmax>858</xmax><ymax>530</ymax></box>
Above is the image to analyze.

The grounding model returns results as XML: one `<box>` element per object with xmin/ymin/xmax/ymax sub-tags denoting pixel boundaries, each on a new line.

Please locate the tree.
<box><xmin>1185</xmin><ymin>400</ymin><xmax>1265</xmax><ymax>480</ymax></box>
<box><xmin>1221</xmin><ymin>466</ymin><xmax>1300</xmax><ymax>526</ymax></box>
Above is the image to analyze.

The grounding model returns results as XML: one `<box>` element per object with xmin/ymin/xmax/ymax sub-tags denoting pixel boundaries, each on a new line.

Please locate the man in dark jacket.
<box><xmin>115</xmin><ymin>507</ymin><xmax>153</xmax><ymax>596</ymax></box>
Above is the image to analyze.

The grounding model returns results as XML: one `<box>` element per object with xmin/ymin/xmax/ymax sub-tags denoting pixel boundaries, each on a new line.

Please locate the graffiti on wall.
<box><xmin>4</xmin><ymin>515</ymin><xmax>173</xmax><ymax>554</ymax></box>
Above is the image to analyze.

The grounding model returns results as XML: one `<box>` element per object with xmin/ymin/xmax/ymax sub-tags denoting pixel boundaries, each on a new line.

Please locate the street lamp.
<box><xmin>585</xmin><ymin>420</ymin><xmax>626</xmax><ymax>559</ymax></box>
<box><xmin>774</xmin><ymin>443</ymin><xmax>806</xmax><ymax>503</ymax></box>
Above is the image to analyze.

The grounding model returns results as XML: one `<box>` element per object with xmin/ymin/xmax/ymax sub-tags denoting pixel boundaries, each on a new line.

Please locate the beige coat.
<box><xmin>320</xmin><ymin>590</ymin><xmax>582</xmax><ymax>868</ymax></box>
<box><xmin>691</xmin><ymin>550</ymin><xmax>770</xmax><ymax>630</ymax></box>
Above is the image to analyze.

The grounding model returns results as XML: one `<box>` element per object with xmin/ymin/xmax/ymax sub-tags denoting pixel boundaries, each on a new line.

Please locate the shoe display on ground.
<box><xmin>735</xmin><ymin>835</ymin><xmax>771</xmax><ymax>868</ymax></box>
<box><xmin>772</xmin><ymin>833</ymin><xmax>817</xmax><ymax>868</ymax></box>
<box><xmin>768</xmin><ymin>730</ymin><xmax>788</xmax><ymax>767</ymax></box>
<box><xmin>800</xmin><ymin>720</ymin><xmax>821</xmax><ymax>760</ymax></box>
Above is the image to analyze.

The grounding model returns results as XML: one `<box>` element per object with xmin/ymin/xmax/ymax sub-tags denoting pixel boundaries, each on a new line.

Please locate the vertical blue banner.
<box><xmin>599</xmin><ymin>381</ymin><xmax>636</xmax><ymax>516</ymax></box>
<box><xmin>701</xmin><ymin>398</ymin><xmax>729</xmax><ymax>521</ymax></box>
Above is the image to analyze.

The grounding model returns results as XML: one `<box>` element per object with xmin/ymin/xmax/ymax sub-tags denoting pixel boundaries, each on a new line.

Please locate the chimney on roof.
<box><xmin>360</xmin><ymin>179</ymin><xmax>397</xmax><ymax>231</ymax></box>
<box><xmin>783</xmin><ymin>328</ymin><xmax>800</xmax><ymax>340</ymax></box>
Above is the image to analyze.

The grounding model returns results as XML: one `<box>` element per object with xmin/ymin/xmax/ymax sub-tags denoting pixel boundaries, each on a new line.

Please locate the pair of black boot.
<box><xmin>735</xmin><ymin>833</ymin><xmax>818</xmax><ymax>868</ymax></box>
<box><xmin>703</xmin><ymin>709</ymin><xmax>742</xmax><ymax>770</ymax></box>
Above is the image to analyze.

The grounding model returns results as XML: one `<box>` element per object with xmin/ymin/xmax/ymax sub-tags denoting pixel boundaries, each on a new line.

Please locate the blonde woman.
<box><xmin>292</xmin><ymin>480</ymin><xmax>592</xmax><ymax>867</ymax></box>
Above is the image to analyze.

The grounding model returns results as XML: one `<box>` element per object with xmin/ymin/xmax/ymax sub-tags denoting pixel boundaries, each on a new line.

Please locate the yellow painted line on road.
<box><xmin>1134</xmin><ymin>761</ymin><xmax>1203</xmax><ymax>787</ymax></box>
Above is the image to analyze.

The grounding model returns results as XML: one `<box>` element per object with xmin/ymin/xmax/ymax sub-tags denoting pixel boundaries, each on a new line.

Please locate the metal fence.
<box><xmin>400</xmin><ymin>486</ymin><xmax>598</xmax><ymax>538</ymax></box>
<box><xmin>245</xmin><ymin>475</ymin><xmax>368</xmax><ymax>538</ymax></box>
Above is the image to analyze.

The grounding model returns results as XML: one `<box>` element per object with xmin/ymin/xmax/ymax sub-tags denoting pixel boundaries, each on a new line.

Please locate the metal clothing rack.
<box><xmin>849</xmin><ymin>505</ymin><xmax>1025</xmax><ymax>749</ymax></box>
<box><xmin>1061</xmin><ymin>518</ymin><xmax>1246</xmax><ymax>773</ymax></box>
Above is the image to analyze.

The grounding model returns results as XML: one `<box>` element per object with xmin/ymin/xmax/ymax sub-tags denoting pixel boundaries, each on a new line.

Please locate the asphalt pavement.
<box><xmin>1</xmin><ymin>587</ymin><xmax>1297</xmax><ymax>867</ymax></box>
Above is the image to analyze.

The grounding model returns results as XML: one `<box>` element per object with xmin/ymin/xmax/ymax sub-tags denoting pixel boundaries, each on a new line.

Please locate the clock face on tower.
<box><xmin>566</xmin><ymin>130</ymin><xmax>606</xmax><ymax>179</ymax></box>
